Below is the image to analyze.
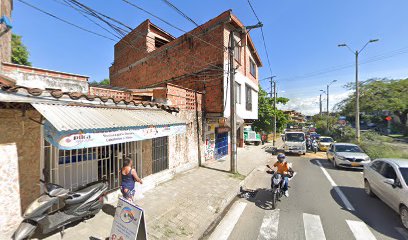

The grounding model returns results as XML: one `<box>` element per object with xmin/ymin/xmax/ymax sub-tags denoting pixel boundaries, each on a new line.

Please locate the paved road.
<box><xmin>204</xmin><ymin>152</ymin><xmax>408</xmax><ymax>240</ymax></box>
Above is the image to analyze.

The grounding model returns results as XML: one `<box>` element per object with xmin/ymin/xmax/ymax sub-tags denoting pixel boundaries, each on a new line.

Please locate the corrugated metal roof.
<box><xmin>32</xmin><ymin>103</ymin><xmax>186</xmax><ymax>131</ymax></box>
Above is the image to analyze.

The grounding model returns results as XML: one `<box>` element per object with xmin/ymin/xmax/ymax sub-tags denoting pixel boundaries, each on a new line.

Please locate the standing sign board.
<box><xmin>110</xmin><ymin>198</ymin><xmax>147</xmax><ymax>240</ymax></box>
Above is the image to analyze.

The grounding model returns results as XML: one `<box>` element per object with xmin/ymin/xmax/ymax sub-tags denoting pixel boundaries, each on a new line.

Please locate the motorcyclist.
<box><xmin>272</xmin><ymin>153</ymin><xmax>294</xmax><ymax>197</ymax></box>
<box><xmin>312</xmin><ymin>138</ymin><xmax>319</xmax><ymax>153</ymax></box>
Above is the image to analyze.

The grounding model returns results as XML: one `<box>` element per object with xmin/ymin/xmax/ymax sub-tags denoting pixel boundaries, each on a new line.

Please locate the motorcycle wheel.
<box><xmin>272</xmin><ymin>192</ymin><xmax>277</xmax><ymax>209</ymax></box>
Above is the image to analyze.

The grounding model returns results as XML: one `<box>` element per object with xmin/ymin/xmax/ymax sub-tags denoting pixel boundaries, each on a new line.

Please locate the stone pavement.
<box><xmin>38</xmin><ymin>141</ymin><xmax>279</xmax><ymax>240</ymax></box>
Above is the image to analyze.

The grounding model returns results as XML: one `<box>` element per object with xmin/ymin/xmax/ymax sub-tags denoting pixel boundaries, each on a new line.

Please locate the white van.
<box><xmin>283</xmin><ymin>131</ymin><xmax>306</xmax><ymax>155</ymax></box>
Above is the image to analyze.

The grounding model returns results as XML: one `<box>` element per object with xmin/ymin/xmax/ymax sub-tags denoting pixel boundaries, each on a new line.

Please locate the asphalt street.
<box><xmin>205</xmin><ymin>152</ymin><xmax>408</xmax><ymax>240</ymax></box>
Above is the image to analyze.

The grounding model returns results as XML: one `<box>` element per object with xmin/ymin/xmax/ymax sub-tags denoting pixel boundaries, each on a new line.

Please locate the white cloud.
<box><xmin>278</xmin><ymin>91</ymin><xmax>352</xmax><ymax>115</ymax></box>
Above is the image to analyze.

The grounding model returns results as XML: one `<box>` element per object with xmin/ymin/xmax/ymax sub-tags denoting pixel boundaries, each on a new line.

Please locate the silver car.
<box><xmin>327</xmin><ymin>143</ymin><xmax>371</xmax><ymax>169</ymax></box>
<box><xmin>363</xmin><ymin>159</ymin><xmax>408</xmax><ymax>229</ymax></box>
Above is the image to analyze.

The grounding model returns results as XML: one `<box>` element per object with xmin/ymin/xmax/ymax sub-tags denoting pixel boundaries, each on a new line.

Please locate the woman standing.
<box><xmin>121</xmin><ymin>157</ymin><xmax>143</xmax><ymax>202</ymax></box>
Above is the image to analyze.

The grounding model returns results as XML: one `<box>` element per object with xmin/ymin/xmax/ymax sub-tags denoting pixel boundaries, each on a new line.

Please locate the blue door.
<box><xmin>215</xmin><ymin>132</ymin><xmax>228</xmax><ymax>160</ymax></box>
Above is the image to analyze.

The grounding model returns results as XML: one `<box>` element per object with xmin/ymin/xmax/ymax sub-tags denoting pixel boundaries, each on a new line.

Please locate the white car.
<box><xmin>327</xmin><ymin>143</ymin><xmax>371</xmax><ymax>169</ymax></box>
<box><xmin>363</xmin><ymin>158</ymin><xmax>408</xmax><ymax>229</ymax></box>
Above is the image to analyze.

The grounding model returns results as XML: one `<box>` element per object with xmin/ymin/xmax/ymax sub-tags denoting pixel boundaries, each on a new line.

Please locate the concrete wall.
<box><xmin>0</xmin><ymin>0</ymin><xmax>12</xmax><ymax>68</ymax></box>
<box><xmin>0</xmin><ymin>143</ymin><xmax>22</xmax><ymax>239</ymax></box>
<box><xmin>0</xmin><ymin>108</ymin><xmax>42</xmax><ymax>212</ymax></box>
<box><xmin>2</xmin><ymin>63</ymin><xmax>89</xmax><ymax>93</ymax></box>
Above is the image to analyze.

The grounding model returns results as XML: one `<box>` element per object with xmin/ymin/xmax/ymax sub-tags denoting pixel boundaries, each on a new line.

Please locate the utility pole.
<box><xmin>319</xmin><ymin>90</ymin><xmax>325</xmax><ymax>117</ymax></box>
<box><xmin>229</xmin><ymin>31</ymin><xmax>237</xmax><ymax>174</ymax></box>
<box><xmin>269</xmin><ymin>76</ymin><xmax>277</xmax><ymax>146</ymax></box>
<box><xmin>319</xmin><ymin>94</ymin><xmax>322</xmax><ymax>116</ymax></box>
<box><xmin>326</xmin><ymin>80</ymin><xmax>337</xmax><ymax>133</ymax></box>
<box><xmin>228</xmin><ymin>22</ymin><xmax>263</xmax><ymax>174</ymax></box>
<box><xmin>355</xmin><ymin>51</ymin><xmax>360</xmax><ymax>142</ymax></box>
<box><xmin>273</xmin><ymin>80</ymin><xmax>277</xmax><ymax>147</ymax></box>
<box><xmin>338</xmin><ymin>39</ymin><xmax>379</xmax><ymax>142</ymax></box>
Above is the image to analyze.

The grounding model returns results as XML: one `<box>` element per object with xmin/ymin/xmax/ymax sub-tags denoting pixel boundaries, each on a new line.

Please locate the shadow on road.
<box><xmin>239</xmin><ymin>187</ymin><xmax>291</xmax><ymax>211</ymax></box>
<box><xmin>329</xmin><ymin>186</ymin><xmax>404</xmax><ymax>239</ymax></box>
<box><xmin>309</xmin><ymin>158</ymin><xmax>405</xmax><ymax>239</ymax></box>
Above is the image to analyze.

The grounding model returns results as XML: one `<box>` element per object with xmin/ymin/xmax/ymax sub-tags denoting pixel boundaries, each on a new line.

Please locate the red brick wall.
<box><xmin>153</xmin><ymin>84</ymin><xmax>203</xmax><ymax>111</ymax></box>
<box><xmin>89</xmin><ymin>86</ymin><xmax>132</xmax><ymax>101</ymax></box>
<box><xmin>110</xmin><ymin>13</ymin><xmax>230</xmax><ymax>113</ymax></box>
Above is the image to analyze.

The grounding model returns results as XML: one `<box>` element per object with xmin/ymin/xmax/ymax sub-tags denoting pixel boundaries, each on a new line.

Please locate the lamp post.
<box><xmin>338</xmin><ymin>39</ymin><xmax>379</xmax><ymax>142</ymax></box>
<box><xmin>269</xmin><ymin>76</ymin><xmax>277</xmax><ymax>147</ymax></box>
<box><xmin>326</xmin><ymin>80</ymin><xmax>337</xmax><ymax>132</ymax></box>
<box><xmin>319</xmin><ymin>90</ymin><xmax>326</xmax><ymax>116</ymax></box>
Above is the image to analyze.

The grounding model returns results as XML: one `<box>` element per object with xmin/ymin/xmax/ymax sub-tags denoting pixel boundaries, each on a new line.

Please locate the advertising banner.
<box><xmin>44</xmin><ymin>120</ymin><xmax>186</xmax><ymax>150</ymax></box>
<box><xmin>110</xmin><ymin>197</ymin><xmax>147</xmax><ymax>240</ymax></box>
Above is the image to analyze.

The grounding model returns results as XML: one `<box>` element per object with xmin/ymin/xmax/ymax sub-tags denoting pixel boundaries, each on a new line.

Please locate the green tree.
<box><xmin>99</xmin><ymin>78</ymin><xmax>110</xmax><ymax>85</ymax></box>
<box><xmin>252</xmin><ymin>87</ymin><xmax>290</xmax><ymax>133</ymax></box>
<box><xmin>336</xmin><ymin>78</ymin><xmax>408</xmax><ymax>133</ymax></box>
<box><xmin>11</xmin><ymin>34</ymin><xmax>31</xmax><ymax>66</ymax></box>
<box><xmin>89</xmin><ymin>78</ymin><xmax>110</xmax><ymax>85</ymax></box>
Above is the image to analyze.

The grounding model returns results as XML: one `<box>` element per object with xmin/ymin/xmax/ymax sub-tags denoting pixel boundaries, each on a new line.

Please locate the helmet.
<box><xmin>277</xmin><ymin>153</ymin><xmax>286</xmax><ymax>162</ymax></box>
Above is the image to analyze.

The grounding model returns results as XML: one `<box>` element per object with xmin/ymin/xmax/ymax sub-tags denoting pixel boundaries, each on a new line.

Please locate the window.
<box><xmin>400</xmin><ymin>168</ymin><xmax>408</xmax><ymax>185</ymax></box>
<box><xmin>152</xmin><ymin>137</ymin><xmax>169</xmax><ymax>174</ymax></box>
<box><xmin>370</xmin><ymin>161</ymin><xmax>384</xmax><ymax>173</ymax></box>
<box><xmin>234</xmin><ymin>40</ymin><xmax>241</xmax><ymax>62</ymax></box>
<box><xmin>250</xmin><ymin>59</ymin><xmax>256</xmax><ymax>77</ymax></box>
<box><xmin>155</xmin><ymin>37</ymin><xmax>169</xmax><ymax>48</ymax></box>
<box><xmin>245</xmin><ymin>84</ymin><xmax>252</xmax><ymax>111</ymax></box>
<box><xmin>235</xmin><ymin>82</ymin><xmax>241</xmax><ymax>104</ymax></box>
<box><xmin>380</xmin><ymin>163</ymin><xmax>397</xmax><ymax>179</ymax></box>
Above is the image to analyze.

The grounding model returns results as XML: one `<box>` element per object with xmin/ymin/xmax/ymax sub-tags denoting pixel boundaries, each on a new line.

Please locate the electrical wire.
<box><xmin>17</xmin><ymin>0</ymin><xmax>116</xmax><ymax>41</ymax></box>
<box><xmin>247</xmin><ymin>0</ymin><xmax>273</xmax><ymax>76</ymax></box>
<box><xmin>161</xmin><ymin>0</ymin><xmax>200</xmax><ymax>27</ymax></box>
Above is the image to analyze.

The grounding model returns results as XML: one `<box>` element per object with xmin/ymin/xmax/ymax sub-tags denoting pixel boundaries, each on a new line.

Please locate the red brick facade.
<box><xmin>110</xmin><ymin>10</ymin><xmax>261</xmax><ymax>114</ymax></box>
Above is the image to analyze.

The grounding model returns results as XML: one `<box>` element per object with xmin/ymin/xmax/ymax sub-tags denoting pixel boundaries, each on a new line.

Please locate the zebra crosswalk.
<box><xmin>208</xmin><ymin>201</ymin><xmax>408</xmax><ymax>240</ymax></box>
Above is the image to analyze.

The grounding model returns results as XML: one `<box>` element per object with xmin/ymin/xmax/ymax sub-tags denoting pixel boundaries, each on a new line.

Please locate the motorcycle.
<box><xmin>13</xmin><ymin>179</ymin><xmax>109</xmax><ymax>240</ymax></box>
<box><xmin>312</xmin><ymin>141</ymin><xmax>319</xmax><ymax>154</ymax></box>
<box><xmin>266</xmin><ymin>165</ymin><xmax>293</xmax><ymax>209</ymax></box>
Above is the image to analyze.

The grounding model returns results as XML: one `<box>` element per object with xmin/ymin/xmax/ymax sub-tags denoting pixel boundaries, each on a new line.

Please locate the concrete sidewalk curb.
<box><xmin>199</xmin><ymin>166</ymin><xmax>261</xmax><ymax>239</ymax></box>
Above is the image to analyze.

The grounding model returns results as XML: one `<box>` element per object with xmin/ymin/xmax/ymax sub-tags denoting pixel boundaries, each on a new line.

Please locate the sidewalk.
<box><xmin>39</xmin><ymin>141</ymin><xmax>278</xmax><ymax>240</ymax></box>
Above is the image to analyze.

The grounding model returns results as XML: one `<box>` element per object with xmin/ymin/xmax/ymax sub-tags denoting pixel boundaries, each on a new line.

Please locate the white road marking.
<box><xmin>208</xmin><ymin>201</ymin><xmax>247</xmax><ymax>240</ymax></box>
<box><xmin>316</xmin><ymin>160</ymin><xmax>355</xmax><ymax>211</ymax></box>
<box><xmin>346</xmin><ymin>220</ymin><xmax>377</xmax><ymax>240</ymax></box>
<box><xmin>396</xmin><ymin>227</ymin><xmax>408</xmax><ymax>240</ymax></box>
<box><xmin>303</xmin><ymin>213</ymin><xmax>326</xmax><ymax>240</ymax></box>
<box><xmin>257</xmin><ymin>209</ymin><xmax>280</xmax><ymax>240</ymax></box>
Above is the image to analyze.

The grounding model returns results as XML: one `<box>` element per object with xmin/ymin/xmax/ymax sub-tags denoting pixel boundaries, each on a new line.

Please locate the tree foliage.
<box><xmin>336</xmin><ymin>78</ymin><xmax>408</xmax><ymax>132</ymax></box>
<box><xmin>99</xmin><ymin>78</ymin><xmax>110</xmax><ymax>85</ymax></box>
<box><xmin>252</xmin><ymin>87</ymin><xmax>290</xmax><ymax>133</ymax></box>
<box><xmin>11</xmin><ymin>34</ymin><xmax>31</xmax><ymax>66</ymax></box>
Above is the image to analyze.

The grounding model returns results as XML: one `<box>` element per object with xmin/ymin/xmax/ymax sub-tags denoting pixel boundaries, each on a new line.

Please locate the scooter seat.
<box><xmin>65</xmin><ymin>183</ymin><xmax>104</xmax><ymax>205</ymax></box>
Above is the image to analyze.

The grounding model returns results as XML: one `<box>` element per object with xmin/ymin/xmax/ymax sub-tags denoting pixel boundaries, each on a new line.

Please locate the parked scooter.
<box><xmin>13</xmin><ymin>179</ymin><xmax>108</xmax><ymax>240</ymax></box>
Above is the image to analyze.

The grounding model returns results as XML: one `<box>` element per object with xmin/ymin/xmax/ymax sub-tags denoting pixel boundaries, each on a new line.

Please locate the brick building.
<box><xmin>110</xmin><ymin>10</ymin><xmax>262</xmax><ymax>161</ymax></box>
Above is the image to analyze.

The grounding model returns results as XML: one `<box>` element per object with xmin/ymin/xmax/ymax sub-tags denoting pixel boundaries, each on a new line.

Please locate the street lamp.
<box><xmin>326</xmin><ymin>80</ymin><xmax>337</xmax><ymax>132</ymax></box>
<box><xmin>338</xmin><ymin>39</ymin><xmax>379</xmax><ymax>142</ymax></box>
<box><xmin>319</xmin><ymin>90</ymin><xmax>326</xmax><ymax>116</ymax></box>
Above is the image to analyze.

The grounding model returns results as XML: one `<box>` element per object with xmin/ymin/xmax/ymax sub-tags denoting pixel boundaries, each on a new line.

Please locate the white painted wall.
<box><xmin>4</xmin><ymin>71</ymin><xmax>89</xmax><ymax>93</ymax></box>
<box><xmin>223</xmin><ymin>69</ymin><xmax>258</xmax><ymax>120</ymax></box>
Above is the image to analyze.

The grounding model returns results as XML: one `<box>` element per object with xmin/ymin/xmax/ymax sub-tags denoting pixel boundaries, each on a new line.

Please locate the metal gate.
<box><xmin>152</xmin><ymin>137</ymin><xmax>168</xmax><ymax>174</ymax></box>
<box><xmin>215</xmin><ymin>132</ymin><xmax>228</xmax><ymax>160</ymax></box>
<box><xmin>43</xmin><ymin>139</ymin><xmax>142</xmax><ymax>191</ymax></box>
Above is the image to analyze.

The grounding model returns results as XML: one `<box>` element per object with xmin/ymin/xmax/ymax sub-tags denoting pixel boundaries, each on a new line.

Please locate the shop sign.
<box><xmin>216</xmin><ymin>127</ymin><xmax>230</xmax><ymax>134</ymax></box>
<box><xmin>44</xmin><ymin>120</ymin><xmax>186</xmax><ymax>150</ymax></box>
<box><xmin>110</xmin><ymin>197</ymin><xmax>147</xmax><ymax>240</ymax></box>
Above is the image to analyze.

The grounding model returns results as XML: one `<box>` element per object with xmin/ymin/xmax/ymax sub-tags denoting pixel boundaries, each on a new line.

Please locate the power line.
<box><xmin>161</xmin><ymin>0</ymin><xmax>200</xmax><ymax>27</ymax></box>
<box><xmin>121</xmin><ymin>0</ymin><xmax>227</xmax><ymax>53</ymax></box>
<box><xmin>247</xmin><ymin>0</ymin><xmax>273</xmax><ymax>76</ymax></box>
<box><xmin>17</xmin><ymin>0</ymin><xmax>116</xmax><ymax>41</ymax></box>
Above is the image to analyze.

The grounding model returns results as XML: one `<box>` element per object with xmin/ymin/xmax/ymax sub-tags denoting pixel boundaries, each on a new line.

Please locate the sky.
<box><xmin>12</xmin><ymin>0</ymin><xmax>408</xmax><ymax>115</ymax></box>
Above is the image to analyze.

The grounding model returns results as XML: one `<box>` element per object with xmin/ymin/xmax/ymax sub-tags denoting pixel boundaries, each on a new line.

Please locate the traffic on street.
<box><xmin>206</xmin><ymin>151</ymin><xmax>408</xmax><ymax>240</ymax></box>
